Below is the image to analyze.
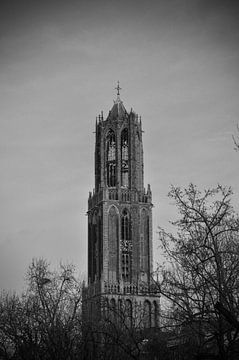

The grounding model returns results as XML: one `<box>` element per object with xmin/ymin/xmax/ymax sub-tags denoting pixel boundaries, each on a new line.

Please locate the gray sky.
<box><xmin>1</xmin><ymin>0</ymin><xmax>239</xmax><ymax>292</ymax></box>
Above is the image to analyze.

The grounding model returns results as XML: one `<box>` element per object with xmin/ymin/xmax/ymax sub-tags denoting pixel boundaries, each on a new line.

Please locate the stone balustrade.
<box><xmin>88</xmin><ymin>187</ymin><xmax>151</xmax><ymax>210</ymax></box>
<box><xmin>103</xmin><ymin>281</ymin><xmax>159</xmax><ymax>297</ymax></box>
<box><xmin>83</xmin><ymin>280</ymin><xmax>159</xmax><ymax>300</ymax></box>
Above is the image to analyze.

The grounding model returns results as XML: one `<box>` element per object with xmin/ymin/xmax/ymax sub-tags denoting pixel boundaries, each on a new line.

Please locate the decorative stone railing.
<box><xmin>88</xmin><ymin>187</ymin><xmax>152</xmax><ymax>210</ymax></box>
<box><xmin>103</xmin><ymin>281</ymin><xmax>160</xmax><ymax>297</ymax></box>
<box><xmin>83</xmin><ymin>280</ymin><xmax>160</xmax><ymax>300</ymax></box>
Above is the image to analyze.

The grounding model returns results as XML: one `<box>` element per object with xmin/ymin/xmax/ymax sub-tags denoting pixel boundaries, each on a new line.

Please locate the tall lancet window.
<box><xmin>121</xmin><ymin>128</ymin><xmax>129</xmax><ymax>187</ymax></box>
<box><xmin>106</xmin><ymin>130</ymin><xmax>116</xmax><ymax>187</ymax></box>
<box><xmin>140</xmin><ymin>209</ymin><xmax>149</xmax><ymax>274</ymax></box>
<box><xmin>121</xmin><ymin>209</ymin><xmax>132</xmax><ymax>282</ymax></box>
<box><xmin>108</xmin><ymin>206</ymin><xmax>118</xmax><ymax>282</ymax></box>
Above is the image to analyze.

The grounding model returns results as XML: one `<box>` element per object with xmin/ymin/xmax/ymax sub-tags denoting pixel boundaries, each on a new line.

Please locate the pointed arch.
<box><xmin>109</xmin><ymin>298</ymin><xmax>116</xmax><ymax>322</ymax></box>
<box><xmin>152</xmin><ymin>300</ymin><xmax>159</xmax><ymax>328</ymax></box>
<box><xmin>135</xmin><ymin>128</ymin><xmax>143</xmax><ymax>190</ymax></box>
<box><xmin>110</xmin><ymin>298</ymin><xmax>116</xmax><ymax>308</ymax></box>
<box><xmin>103</xmin><ymin>297</ymin><xmax>109</xmax><ymax>319</ymax></box>
<box><xmin>143</xmin><ymin>300</ymin><xmax>151</xmax><ymax>328</ymax></box>
<box><xmin>125</xmin><ymin>299</ymin><xmax>132</xmax><ymax>328</ymax></box>
<box><xmin>108</xmin><ymin>204</ymin><xmax>120</xmax><ymax>217</ymax></box>
<box><xmin>88</xmin><ymin>208</ymin><xmax>103</xmax><ymax>284</ymax></box>
<box><xmin>97</xmin><ymin>209</ymin><xmax>103</xmax><ymax>279</ymax></box>
<box><xmin>106</xmin><ymin>129</ymin><xmax>116</xmax><ymax>161</ymax></box>
<box><xmin>91</xmin><ymin>210</ymin><xmax>98</xmax><ymax>283</ymax></box>
<box><xmin>140</xmin><ymin>208</ymin><xmax>149</xmax><ymax>275</ymax></box>
<box><xmin>121</xmin><ymin>208</ymin><xmax>130</xmax><ymax>242</ymax></box>
<box><xmin>106</xmin><ymin>129</ymin><xmax>116</xmax><ymax>187</ymax></box>
<box><xmin>118</xmin><ymin>298</ymin><xmax>123</xmax><ymax>326</ymax></box>
<box><xmin>121</xmin><ymin>209</ymin><xmax>132</xmax><ymax>282</ymax></box>
<box><xmin>121</xmin><ymin>128</ymin><xmax>129</xmax><ymax>187</ymax></box>
<box><xmin>108</xmin><ymin>206</ymin><xmax>119</xmax><ymax>282</ymax></box>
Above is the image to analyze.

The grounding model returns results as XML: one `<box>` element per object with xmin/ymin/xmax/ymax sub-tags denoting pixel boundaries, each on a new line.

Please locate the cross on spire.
<box><xmin>115</xmin><ymin>81</ymin><xmax>122</xmax><ymax>96</ymax></box>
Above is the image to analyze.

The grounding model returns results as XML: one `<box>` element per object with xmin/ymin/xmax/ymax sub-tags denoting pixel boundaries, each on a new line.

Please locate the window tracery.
<box><xmin>121</xmin><ymin>128</ymin><xmax>129</xmax><ymax>187</ymax></box>
<box><xmin>125</xmin><ymin>299</ymin><xmax>132</xmax><ymax>328</ymax></box>
<box><xmin>144</xmin><ymin>300</ymin><xmax>151</xmax><ymax>328</ymax></box>
<box><xmin>106</xmin><ymin>130</ymin><xmax>116</xmax><ymax>187</ymax></box>
<box><xmin>140</xmin><ymin>209</ymin><xmax>149</xmax><ymax>274</ymax></box>
<box><xmin>153</xmin><ymin>300</ymin><xmax>158</xmax><ymax>327</ymax></box>
<box><xmin>109</xmin><ymin>298</ymin><xmax>116</xmax><ymax>321</ymax></box>
<box><xmin>108</xmin><ymin>206</ymin><xmax>118</xmax><ymax>282</ymax></box>
<box><xmin>121</xmin><ymin>209</ymin><xmax>132</xmax><ymax>282</ymax></box>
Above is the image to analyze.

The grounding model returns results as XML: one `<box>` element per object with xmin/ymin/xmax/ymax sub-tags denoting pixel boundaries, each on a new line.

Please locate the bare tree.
<box><xmin>0</xmin><ymin>259</ymin><xmax>162</xmax><ymax>359</ymax></box>
<box><xmin>233</xmin><ymin>124</ymin><xmax>239</xmax><ymax>151</ymax></box>
<box><xmin>0</xmin><ymin>259</ymin><xmax>83</xmax><ymax>360</ymax></box>
<box><xmin>82</xmin><ymin>294</ymin><xmax>163</xmax><ymax>360</ymax></box>
<box><xmin>158</xmin><ymin>184</ymin><xmax>239</xmax><ymax>360</ymax></box>
<box><xmin>83</xmin><ymin>297</ymin><xmax>145</xmax><ymax>360</ymax></box>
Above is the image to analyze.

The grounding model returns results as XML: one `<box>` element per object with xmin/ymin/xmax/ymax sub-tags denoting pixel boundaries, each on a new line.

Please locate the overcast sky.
<box><xmin>0</xmin><ymin>0</ymin><xmax>239</xmax><ymax>292</ymax></box>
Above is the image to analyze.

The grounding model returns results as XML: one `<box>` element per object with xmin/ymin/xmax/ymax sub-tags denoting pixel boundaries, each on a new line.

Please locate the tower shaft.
<box><xmin>88</xmin><ymin>97</ymin><xmax>152</xmax><ymax>286</ymax></box>
<box><xmin>83</xmin><ymin>89</ymin><xmax>159</xmax><ymax>329</ymax></box>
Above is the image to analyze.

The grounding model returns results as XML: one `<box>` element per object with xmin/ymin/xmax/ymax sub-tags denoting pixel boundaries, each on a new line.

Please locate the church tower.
<box><xmin>84</xmin><ymin>84</ymin><xmax>159</xmax><ymax>328</ymax></box>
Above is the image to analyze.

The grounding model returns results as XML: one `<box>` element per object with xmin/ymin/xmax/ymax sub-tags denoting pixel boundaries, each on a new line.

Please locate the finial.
<box><xmin>115</xmin><ymin>81</ymin><xmax>122</xmax><ymax>96</ymax></box>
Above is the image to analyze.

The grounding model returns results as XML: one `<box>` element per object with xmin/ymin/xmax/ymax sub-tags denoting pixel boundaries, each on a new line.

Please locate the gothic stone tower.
<box><xmin>83</xmin><ymin>85</ymin><xmax>160</xmax><ymax>328</ymax></box>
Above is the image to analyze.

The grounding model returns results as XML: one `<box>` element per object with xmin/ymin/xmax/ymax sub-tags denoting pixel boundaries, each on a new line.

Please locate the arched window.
<box><xmin>121</xmin><ymin>209</ymin><xmax>130</xmax><ymax>241</ymax></box>
<box><xmin>107</xmin><ymin>130</ymin><xmax>116</xmax><ymax>161</ymax></box>
<box><xmin>144</xmin><ymin>300</ymin><xmax>151</xmax><ymax>328</ymax></box>
<box><xmin>125</xmin><ymin>299</ymin><xmax>132</xmax><ymax>328</ymax></box>
<box><xmin>108</xmin><ymin>206</ymin><xmax>118</xmax><ymax>282</ymax></box>
<box><xmin>135</xmin><ymin>130</ymin><xmax>143</xmax><ymax>190</ymax></box>
<box><xmin>152</xmin><ymin>301</ymin><xmax>158</xmax><ymax>328</ymax></box>
<box><xmin>104</xmin><ymin>297</ymin><xmax>109</xmax><ymax>319</ymax></box>
<box><xmin>140</xmin><ymin>209</ymin><xmax>149</xmax><ymax>274</ymax></box>
<box><xmin>118</xmin><ymin>298</ymin><xmax>122</xmax><ymax>312</ymax></box>
<box><xmin>92</xmin><ymin>211</ymin><xmax>98</xmax><ymax>282</ymax></box>
<box><xmin>109</xmin><ymin>298</ymin><xmax>116</xmax><ymax>322</ymax></box>
<box><xmin>98</xmin><ymin>215</ymin><xmax>102</xmax><ymax>279</ymax></box>
<box><xmin>106</xmin><ymin>130</ymin><xmax>116</xmax><ymax>187</ymax></box>
<box><xmin>110</xmin><ymin>298</ymin><xmax>116</xmax><ymax>308</ymax></box>
<box><xmin>118</xmin><ymin>298</ymin><xmax>123</xmax><ymax>325</ymax></box>
<box><xmin>121</xmin><ymin>128</ymin><xmax>129</xmax><ymax>187</ymax></box>
<box><xmin>121</xmin><ymin>209</ymin><xmax>132</xmax><ymax>282</ymax></box>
